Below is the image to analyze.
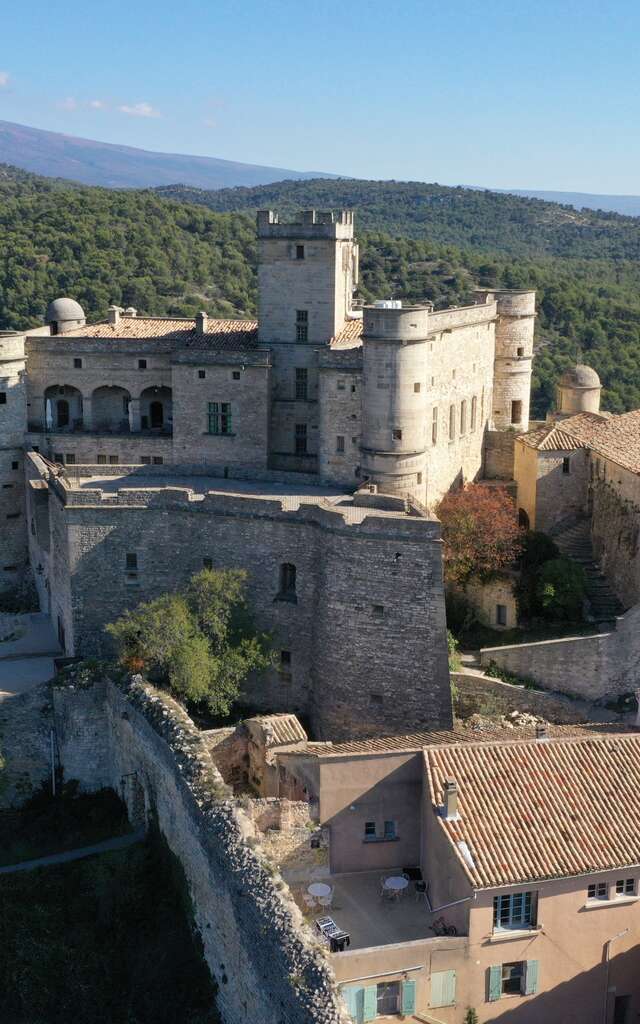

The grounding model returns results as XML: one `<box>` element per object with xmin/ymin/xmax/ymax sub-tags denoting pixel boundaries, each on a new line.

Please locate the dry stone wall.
<box><xmin>591</xmin><ymin>477</ymin><xmax>640</xmax><ymax>608</ymax></box>
<box><xmin>0</xmin><ymin>682</ymin><xmax>53</xmax><ymax>807</ymax></box>
<box><xmin>52</xmin><ymin>675</ymin><xmax>348</xmax><ymax>1024</ymax></box>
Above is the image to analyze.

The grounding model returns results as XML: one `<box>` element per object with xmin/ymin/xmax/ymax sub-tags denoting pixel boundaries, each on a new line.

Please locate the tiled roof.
<box><xmin>60</xmin><ymin>316</ymin><xmax>259</xmax><ymax>349</ymax></box>
<box><xmin>520</xmin><ymin>411</ymin><xmax>640</xmax><ymax>475</ymax></box>
<box><xmin>426</xmin><ymin>733</ymin><xmax>640</xmax><ymax>889</ymax></box>
<box><xmin>247</xmin><ymin>713</ymin><xmax>308</xmax><ymax>747</ymax></box>
<box><xmin>329</xmin><ymin>318</ymin><xmax>364</xmax><ymax>349</ymax></box>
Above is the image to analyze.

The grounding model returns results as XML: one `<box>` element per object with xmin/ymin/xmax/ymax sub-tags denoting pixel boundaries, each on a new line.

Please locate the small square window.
<box><xmin>109</xmin><ymin>455</ymin><xmax>119</xmax><ymax>464</ymax></box>
<box><xmin>517</xmin><ymin>347</ymin><xmax>524</xmax><ymax>357</ymax></box>
<box><xmin>138</xmin><ymin>359</ymin><xmax>147</xmax><ymax>369</ymax></box>
<box><xmin>496</xmin><ymin>604</ymin><xmax>507</xmax><ymax>626</ymax></box>
<box><xmin>141</xmin><ymin>456</ymin><xmax>151</xmax><ymax>465</ymax></box>
<box><xmin>501</xmin><ymin>962</ymin><xmax>525</xmax><ymax>996</ymax></box>
<box><xmin>370</xmin><ymin>693</ymin><xmax>383</xmax><ymax>705</ymax></box>
<box><xmin>152</xmin><ymin>456</ymin><xmax>163</xmax><ymax>465</ymax></box>
<box><xmin>414</xmin><ymin>382</ymin><xmax>421</xmax><ymax>393</ymax></box>
<box><xmin>383</xmin><ymin>820</ymin><xmax>396</xmax><ymax>839</ymax></box>
<box><xmin>203</xmin><ymin>557</ymin><xmax>213</xmax><ymax>569</ymax></box>
<box><xmin>198</xmin><ymin>369</ymin><xmax>206</xmax><ymax>379</ymax></box>
<box><xmin>11</xmin><ymin>461</ymin><xmax>18</xmax><ymax>470</ymax></box>
<box><xmin>73</xmin><ymin>357</ymin><xmax>82</xmax><ymax>369</ymax></box>
<box><xmin>125</xmin><ymin>553</ymin><xmax>138</xmax><ymax>571</ymax></box>
<box><xmin>336</xmin><ymin>435</ymin><xmax>345</xmax><ymax>453</ymax></box>
<box><xmin>588</xmin><ymin>882</ymin><xmax>608</xmax><ymax>900</ymax></box>
<box><xmin>65</xmin><ymin>454</ymin><xmax>75</xmax><ymax>465</ymax></box>
<box><xmin>615</xmin><ymin>878</ymin><xmax>635</xmax><ymax>896</ymax></box>
<box><xmin>97</xmin><ymin>454</ymin><xmax>107</xmax><ymax>464</ymax></box>
<box><xmin>364</xmin><ymin>821</ymin><xmax>376</xmax><ymax>838</ymax></box>
<box><xmin>280</xmin><ymin>650</ymin><xmax>291</xmax><ymax>666</ymax></box>
<box><xmin>54</xmin><ymin>452</ymin><xmax>63</xmax><ymax>463</ymax></box>
<box><xmin>296</xmin><ymin>244</ymin><xmax>305</xmax><ymax>260</ymax></box>
<box><xmin>232</xmin><ymin>370</ymin><xmax>241</xmax><ymax>380</ymax></box>
<box><xmin>392</xmin><ymin>429</ymin><xmax>402</xmax><ymax>441</ymax></box>
<box><xmin>372</xmin><ymin>604</ymin><xmax>384</xmax><ymax>617</ymax></box>
<box><xmin>337</xmin><ymin>378</ymin><xmax>346</xmax><ymax>391</ymax></box>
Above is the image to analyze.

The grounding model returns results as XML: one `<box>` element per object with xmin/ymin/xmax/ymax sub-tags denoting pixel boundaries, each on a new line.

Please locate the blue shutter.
<box><xmin>363</xmin><ymin>985</ymin><xmax>377</xmax><ymax>1021</ymax></box>
<box><xmin>341</xmin><ymin>986</ymin><xmax>364</xmax><ymax>1023</ymax></box>
<box><xmin>431</xmin><ymin>970</ymin><xmax>456</xmax><ymax>1007</ymax></box>
<box><xmin>488</xmin><ymin>964</ymin><xmax>502</xmax><ymax>1002</ymax></box>
<box><xmin>525</xmin><ymin>960</ymin><xmax>539</xmax><ymax>995</ymax></box>
<box><xmin>402</xmin><ymin>979</ymin><xmax>416</xmax><ymax>1014</ymax></box>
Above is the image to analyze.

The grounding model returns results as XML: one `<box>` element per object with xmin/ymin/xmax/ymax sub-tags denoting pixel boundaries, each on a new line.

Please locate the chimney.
<box><xmin>536</xmin><ymin>722</ymin><xmax>549</xmax><ymax>740</ymax></box>
<box><xmin>196</xmin><ymin>311</ymin><xmax>208</xmax><ymax>336</ymax></box>
<box><xmin>107</xmin><ymin>305</ymin><xmax>121</xmax><ymax>326</ymax></box>
<box><xmin>443</xmin><ymin>778</ymin><xmax>458</xmax><ymax>820</ymax></box>
<box><xmin>124</xmin><ymin>306</ymin><xmax>137</xmax><ymax>318</ymax></box>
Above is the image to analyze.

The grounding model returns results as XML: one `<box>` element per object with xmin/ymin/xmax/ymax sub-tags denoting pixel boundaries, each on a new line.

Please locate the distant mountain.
<box><xmin>0</xmin><ymin>120</ymin><xmax>338</xmax><ymax>190</ymax></box>
<box><xmin>493</xmin><ymin>187</ymin><xmax>640</xmax><ymax>217</ymax></box>
<box><xmin>156</xmin><ymin>178</ymin><xmax>640</xmax><ymax>260</ymax></box>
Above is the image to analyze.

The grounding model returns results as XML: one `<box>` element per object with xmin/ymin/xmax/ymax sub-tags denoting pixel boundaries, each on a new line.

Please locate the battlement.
<box><xmin>256</xmin><ymin>208</ymin><xmax>354</xmax><ymax>240</ymax></box>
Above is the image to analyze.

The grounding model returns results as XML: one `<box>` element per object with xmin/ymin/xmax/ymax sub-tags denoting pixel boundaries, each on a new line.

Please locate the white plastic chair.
<box><xmin>318</xmin><ymin>893</ymin><xmax>333</xmax><ymax>909</ymax></box>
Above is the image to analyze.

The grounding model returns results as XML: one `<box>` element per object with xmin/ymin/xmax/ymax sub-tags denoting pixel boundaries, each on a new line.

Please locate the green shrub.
<box><xmin>517</xmin><ymin>531</ymin><xmax>561</xmax><ymax>620</ymax></box>
<box><xmin>536</xmin><ymin>557</ymin><xmax>586</xmax><ymax>621</ymax></box>
<box><xmin>447</xmin><ymin>630</ymin><xmax>462</xmax><ymax>672</ymax></box>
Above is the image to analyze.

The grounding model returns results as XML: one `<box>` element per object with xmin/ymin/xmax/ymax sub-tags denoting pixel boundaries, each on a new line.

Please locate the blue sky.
<box><xmin>1</xmin><ymin>0</ymin><xmax>639</xmax><ymax>192</ymax></box>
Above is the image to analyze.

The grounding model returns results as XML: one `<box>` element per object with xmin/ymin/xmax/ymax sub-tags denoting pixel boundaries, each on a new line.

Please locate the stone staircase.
<box><xmin>552</xmin><ymin>517</ymin><xmax>624</xmax><ymax>626</ymax></box>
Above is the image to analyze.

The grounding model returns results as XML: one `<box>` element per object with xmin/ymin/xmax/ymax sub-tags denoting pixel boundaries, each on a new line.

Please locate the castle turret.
<box><xmin>555</xmin><ymin>364</ymin><xmax>601</xmax><ymax>418</ymax></box>
<box><xmin>476</xmin><ymin>289</ymin><xmax>535</xmax><ymax>432</ymax></box>
<box><xmin>360</xmin><ymin>302</ymin><xmax>429</xmax><ymax>501</ymax></box>
<box><xmin>45</xmin><ymin>296</ymin><xmax>86</xmax><ymax>336</ymax></box>
<box><xmin>0</xmin><ymin>332</ymin><xmax>28</xmax><ymax>593</ymax></box>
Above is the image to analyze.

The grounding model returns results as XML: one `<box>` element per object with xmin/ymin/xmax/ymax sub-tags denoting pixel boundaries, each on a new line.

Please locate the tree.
<box><xmin>106</xmin><ymin>568</ymin><xmax>273</xmax><ymax>715</ymax></box>
<box><xmin>436</xmin><ymin>485</ymin><xmax>523</xmax><ymax>586</ymax></box>
<box><xmin>535</xmin><ymin>557</ymin><xmax>586</xmax><ymax>621</ymax></box>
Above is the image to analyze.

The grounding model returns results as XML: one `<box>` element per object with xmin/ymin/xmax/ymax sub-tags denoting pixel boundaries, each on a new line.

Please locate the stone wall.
<box><xmin>483</xmin><ymin>429</ymin><xmax>516</xmax><ymax>480</ymax></box>
<box><xmin>0</xmin><ymin>682</ymin><xmax>53</xmax><ymax>807</ymax></box>
<box><xmin>0</xmin><ymin>333</ymin><xmax>28</xmax><ymax>592</ymax></box>
<box><xmin>452</xmin><ymin>672</ymin><xmax>586</xmax><ymax>724</ymax></box>
<box><xmin>52</xmin><ymin>676</ymin><xmax>347</xmax><ymax>1024</ymax></box>
<box><xmin>480</xmin><ymin>602</ymin><xmax>640</xmax><ymax>700</ymax></box>
<box><xmin>27</xmin><ymin>431</ymin><xmax>173</xmax><ymax>467</ymax></box>
<box><xmin>591</xmin><ymin>476</ymin><xmax>640</xmax><ymax>608</ymax></box>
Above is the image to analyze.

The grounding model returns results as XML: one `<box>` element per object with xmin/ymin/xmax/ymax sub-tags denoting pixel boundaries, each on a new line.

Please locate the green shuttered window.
<box><xmin>207</xmin><ymin>402</ymin><xmax>232</xmax><ymax>435</ymax></box>
<box><xmin>431</xmin><ymin>970</ymin><xmax>456</xmax><ymax>1008</ymax></box>
<box><xmin>525</xmin><ymin>959</ymin><xmax>539</xmax><ymax>995</ymax></box>
<box><xmin>363</xmin><ymin>986</ymin><xmax>377</xmax><ymax>1021</ymax></box>
<box><xmin>402</xmin><ymin>979</ymin><xmax>417</xmax><ymax>1013</ymax></box>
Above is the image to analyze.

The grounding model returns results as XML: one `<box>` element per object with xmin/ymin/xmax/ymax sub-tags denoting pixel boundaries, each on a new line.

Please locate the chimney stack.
<box><xmin>443</xmin><ymin>779</ymin><xmax>459</xmax><ymax>820</ymax></box>
<box><xmin>124</xmin><ymin>306</ymin><xmax>137</xmax><ymax>318</ymax></box>
<box><xmin>107</xmin><ymin>305</ymin><xmax>122</xmax><ymax>326</ymax></box>
<box><xmin>196</xmin><ymin>311</ymin><xmax>208</xmax><ymax>336</ymax></box>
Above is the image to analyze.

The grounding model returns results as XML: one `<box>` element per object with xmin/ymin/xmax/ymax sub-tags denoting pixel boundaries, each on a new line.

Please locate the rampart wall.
<box><xmin>591</xmin><ymin>474</ymin><xmax>640</xmax><ymax>608</ymax></box>
<box><xmin>51</xmin><ymin>675</ymin><xmax>348</xmax><ymax>1024</ymax></box>
<box><xmin>0</xmin><ymin>681</ymin><xmax>53</xmax><ymax>807</ymax></box>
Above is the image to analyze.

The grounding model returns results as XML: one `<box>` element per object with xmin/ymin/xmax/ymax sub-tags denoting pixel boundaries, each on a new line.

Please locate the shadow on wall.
<box><xmin>489</xmin><ymin>944</ymin><xmax>638</xmax><ymax>1024</ymax></box>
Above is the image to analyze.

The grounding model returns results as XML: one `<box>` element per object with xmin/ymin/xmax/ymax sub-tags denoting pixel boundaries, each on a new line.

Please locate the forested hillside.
<box><xmin>156</xmin><ymin>179</ymin><xmax>640</xmax><ymax>260</ymax></box>
<box><xmin>1</xmin><ymin>166</ymin><xmax>640</xmax><ymax>416</ymax></box>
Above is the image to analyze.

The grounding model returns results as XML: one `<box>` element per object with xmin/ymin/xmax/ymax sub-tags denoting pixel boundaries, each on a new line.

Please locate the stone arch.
<box><xmin>44</xmin><ymin>384</ymin><xmax>83</xmax><ymax>431</ymax></box>
<box><xmin>92</xmin><ymin>385</ymin><xmax>132</xmax><ymax>433</ymax></box>
<box><xmin>140</xmin><ymin>385</ymin><xmax>172</xmax><ymax>433</ymax></box>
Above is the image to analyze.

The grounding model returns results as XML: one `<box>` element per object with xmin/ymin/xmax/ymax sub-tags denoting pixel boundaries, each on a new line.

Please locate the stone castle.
<box><xmin>5</xmin><ymin>206</ymin><xmax>639</xmax><ymax>736</ymax></box>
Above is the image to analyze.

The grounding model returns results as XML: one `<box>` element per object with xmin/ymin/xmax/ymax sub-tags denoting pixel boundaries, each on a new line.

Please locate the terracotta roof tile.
<box><xmin>426</xmin><ymin>733</ymin><xmax>640</xmax><ymax>888</ymax></box>
<box><xmin>60</xmin><ymin>316</ymin><xmax>258</xmax><ymax>350</ymax></box>
<box><xmin>329</xmin><ymin>319</ymin><xmax>364</xmax><ymax>349</ymax></box>
<box><xmin>520</xmin><ymin>411</ymin><xmax>640</xmax><ymax>475</ymax></box>
<box><xmin>519</xmin><ymin>423</ymin><xmax>590</xmax><ymax>452</ymax></box>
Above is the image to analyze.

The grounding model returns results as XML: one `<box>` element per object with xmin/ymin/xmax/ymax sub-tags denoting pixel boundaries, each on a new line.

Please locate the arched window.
<box><xmin>471</xmin><ymin>396</ymin><xmax>477</xmax><ymax>432</ymax></box>
<box><xmin>460</xmin><ymin>400</ymin><xmax>467</xmax><ymax>435</ymax></box>
<box><xmin>518</xmin><ymin>508</ymin><xmax>530</xmax><ymax>530</ymax></box>
<box><xmin>449</xmin><ymin>404</ymin><xmax>455</xmax><ymax>441</ymax></box>
<box><xmin>278</xmin><ymin>563</ymin><xmax>297</xmax><ymax>602</ymax></box>
<box><xmin>56</xmin><ymin>399</ymin><xmax>70</xmax><ymax>428</ymax></box>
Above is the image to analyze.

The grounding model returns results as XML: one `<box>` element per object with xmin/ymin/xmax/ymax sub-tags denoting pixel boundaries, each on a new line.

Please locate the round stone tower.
<box><xmin>0</xmin><ymin>332</ymin><xmax>28</xmax><ymax>593</ymax></box>
<box><xmin>45</xmin><ymin>296</ymin><xmax>86</xmax><ymax>335</ymax></box>
<box><xmin>555</xmin><ymin>364</ymin><xmax>601</xmax><ymax>418</ymax></box>
<box><xmin>477</xmin><ymin>289</ymin><xmax>535</xmax><ymax>432</ymax></box>
<box><xmin>360</xmin><ymin>302</ymin><xmax>430</xmax><ymax>501</ymax></box>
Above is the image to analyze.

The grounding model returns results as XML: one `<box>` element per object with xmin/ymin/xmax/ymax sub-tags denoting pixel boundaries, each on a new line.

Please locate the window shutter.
<box><xmin>402</xmin><ymin>979</ymin><xmax>416</xmax><ymax>1013</ymax></box>
<box><xmin>525</xmin><ymin>960</ymin><xmax>539</xmax><ymax>996</ymax></box>
<box><xmin>431</xmin><ymin>970</ymin><xmax>456</xmax><ymax>1007</ymax></box>
<box><xmin>363</xmin><ymin>985</ymin><xmax>377</xmax><ymax>1021</ymax></box>
<box><xmin>341</xmin><ymin>986</ymin><xmax>363</xmax><ymax>1022</ymax></box>
<box><xmin>488</xmin><ymin>964</ymin><xmax>502</xmax><ymax>1002</ymax></box>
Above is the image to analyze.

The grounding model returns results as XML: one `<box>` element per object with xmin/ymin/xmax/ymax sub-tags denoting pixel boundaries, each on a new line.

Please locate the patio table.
<box><xmin>383</xmin><ymin>876</ymin><xmax>409</xmax><ymax>892</ymax></box>
<box><xmin>308</xmin><ymin>882</ymin><xmax>332</xmax><ymax>898</ymax></box>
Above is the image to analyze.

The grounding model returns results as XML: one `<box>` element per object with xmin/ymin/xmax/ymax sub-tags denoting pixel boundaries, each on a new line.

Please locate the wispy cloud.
<box><xmin>118</xmin><ymin>101</ymin><xmax>161</xmax><ymax>118</ymax></box>
<box><xmin>0</xmin><ymin>71</ymin><xmax>10</xmax><ymax>87</ymax></box>
<box><xmin>203</xmin><ymin>117</ymin><xmax>217</xmax><ymax>129</ymax></box>
<box><xmin>58</xmin><ymin>96</ymin><xmax>78</xmax><ymax>111</ymax></box>
<box><xmin>89</xmin><ymin>99</ymin><xmax>107</xmax><ymax>109</ymax></box>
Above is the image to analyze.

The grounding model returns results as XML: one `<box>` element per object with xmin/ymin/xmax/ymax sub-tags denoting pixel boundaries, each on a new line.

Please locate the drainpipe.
<box><xmin>603</xmin><ymin>928</ymin><xmax>629</xmax><ymax>1024</ymax></box>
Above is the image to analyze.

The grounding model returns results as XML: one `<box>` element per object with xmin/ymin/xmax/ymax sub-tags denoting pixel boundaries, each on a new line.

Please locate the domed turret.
<box><xmin>45</xmin><ymin>297</ymin><xmax>86</xmax><ymax>335</ymax></box>
<box><xmin>556</xmin><ymin>363</ymin><xmax>601</xmax><ymax>417</ymax></box>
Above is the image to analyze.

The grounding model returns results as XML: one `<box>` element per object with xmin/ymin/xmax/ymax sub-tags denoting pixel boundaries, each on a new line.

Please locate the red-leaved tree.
<box><xmin>436</xmin><ymin>484</ymin><xmax>523</xmax><ymax>585</ymax></box>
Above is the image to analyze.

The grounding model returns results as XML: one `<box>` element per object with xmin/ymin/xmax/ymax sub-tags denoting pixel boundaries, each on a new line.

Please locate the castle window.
<box><xmin>97</xmin><ymin>454</ymin><xmax>107</xmax><ymax>464</ymax></box>
<box><xmin>109</xmin><ymin>455</ymin><xmax>119</xmax><ymax>464</ymax></box>
<box><xmin>73</xmin><ymin>358</ymin><xmax>82</xmax><ymax>369</ymax></box>
<box><xmin>460</xmin><ymin>401</ymin><xmax>467</xmax><ymax>435</ymax></box>
<box><xmin>392</xmin><ymin>429</ymin><xmax>402</xmax><ymax>441</ymax></box>
<box><xmin>296</xmin><ymin>244</ymin><xmax>305</xmax><ymax>260</ymax></box>
<box><xmin>141</xmin><ymin>456</ymin><xmax>151</xmax><ymax>464</ymax></box>
<box><xmin>125</xmin><ymin>553</ymin><xmax>138</xmax><ymax>571</ymax></box>
<box><xmin>278</xmin><ymin>563</ymin><xmax>297</xmax><ymax>602</ymax></box>
<box><xmin>370</xmin><ymin>693</ymin><xmax>383</xmax><ymax>705</ymax></box>
<box><xmin>295</xmin><ymin>367</ymin><xmax>308</xmax><ymax>400</ymax></box>
<box><xmin>6</xmin><ymin>512</ymin><xmax>20</xmax><ymax>519</ymax></box>
<box><xmin>372</xmin><ymin>604</ymin><xmax>384</xmax><ymax>617</ymax></box>
<box><xmin>496</xmin><ymin>604</ymin><xmax>507</xmax><ymax>626</ymax></box>
<box><xmin>279</xmin><ymin>650</ymin><xmax>292</xmax><ymax>681</ymax></box>
<box><xmin>417</xmin><ymin>472</ymin><xmax>423</xmax><ymax>485</ymax></box>
<box><xmin>337</xmin><ymin>379</ymin><xmax>346</xmax><ymax>391</ymax></box>
<box><xmin>138</xmin><ymin>359</ymin><xmax>147</xmax><ymax>369</ymax></box>
<box><xmin>295</xmin><ymin>423</ymin><xmax>307</xmax><ymax>455</ymax></box>
<box><xmin>432</xmin><ymin>408</ymin><xmax>438</xmax><ymax>445</ymax></box>
<box><xmin>2</xmin><ymin>483</ymin><xmax>13</xmax><ymax>489</ymax></box>
<box><xmin>452</xmin><ymin>369</ymin><xmax>456</xmax><ymax>380</ymax></box>
<box><xmin>511</xmin><ymin>400</ymin><xmax>523</xmax><ymax>425</ymax></box>
<box><xmin>0</xmin><ymin>393</ymin><xmax>6</xmax><ymax>404</ymax></box>
<box><xmin>198</xmin><ymin>369</ymin><xmax>206</xmax><ymax>379</ymax></box>
<box><xmin>11</xmin><ymin>461</ymin><xmax>18</xmax><ymax>470</ymax></box>
<box><xmin>431</xmin><ymin>376</ymin><xmax>435</xmax><ymax>387</ymax></box>
<box><xmin>296</xmin><ymin>310</ymin><xmax>308</xmax><ymax>342</ymax></box>
<box><xmin>152</xmin><ymin>456</ymin><xmax>163</xmax><ymax>465</ymax></box>
<box><xmin>208</xmin><ymin>402</ymin><xmax>233</xmax><ymax>435</ymax></box>
<box><xmin>449</xmin><ymin>405</ymin><xmax>456</xmax><ymax>441</ymax></box>
<box><xmin>54</xmin><ymin>453</ymin><xmax>63</xmax><ymax>464</ymax></box>
<box><xmin>563</xmin><ymin>457</ymin><xmax>571</xmax><ymax>475</ymax></box>
<box><xmin>232</xmin><ymin>370</ymin><xmax>241</xmax><ymax>380</ymax></box>
<box><xmin>414</xmin><ymin>382</ymin><xmax>421</xmax><ymax>393</ymax></box>
<box><xmin>203</xmin><ymin>557</ymin><xmax>213</xmax><ymax>569</ymax></box>
<box><xmin>336</xmin><ymin>435</ymin><xmax>345</xmax><ymax>453</ymax></box>
<box><xmin>65</xmin><ymin>454</ymin><xmax>75</xmax><ymax>465</ymax></box>
<box><xmin>517</xmin><ymin>347</ymin><xmax>524</xmax><ymax>357</ymax></box>
<box><xmin>471</xmin><ymin>396</ymin><xmax>477</xmax><ymax>431</ymax></box>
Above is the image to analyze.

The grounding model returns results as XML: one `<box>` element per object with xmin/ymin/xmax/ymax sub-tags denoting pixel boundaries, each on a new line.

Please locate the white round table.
<box><xmin>384</xmin><ymin>876</ymin><xmax>409</xmax><ymax>891</ymax></box>
<box><xmin>308</xmin><ymin>882</ymin><xmax>331</xmax><ymax>898</ymax></box>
